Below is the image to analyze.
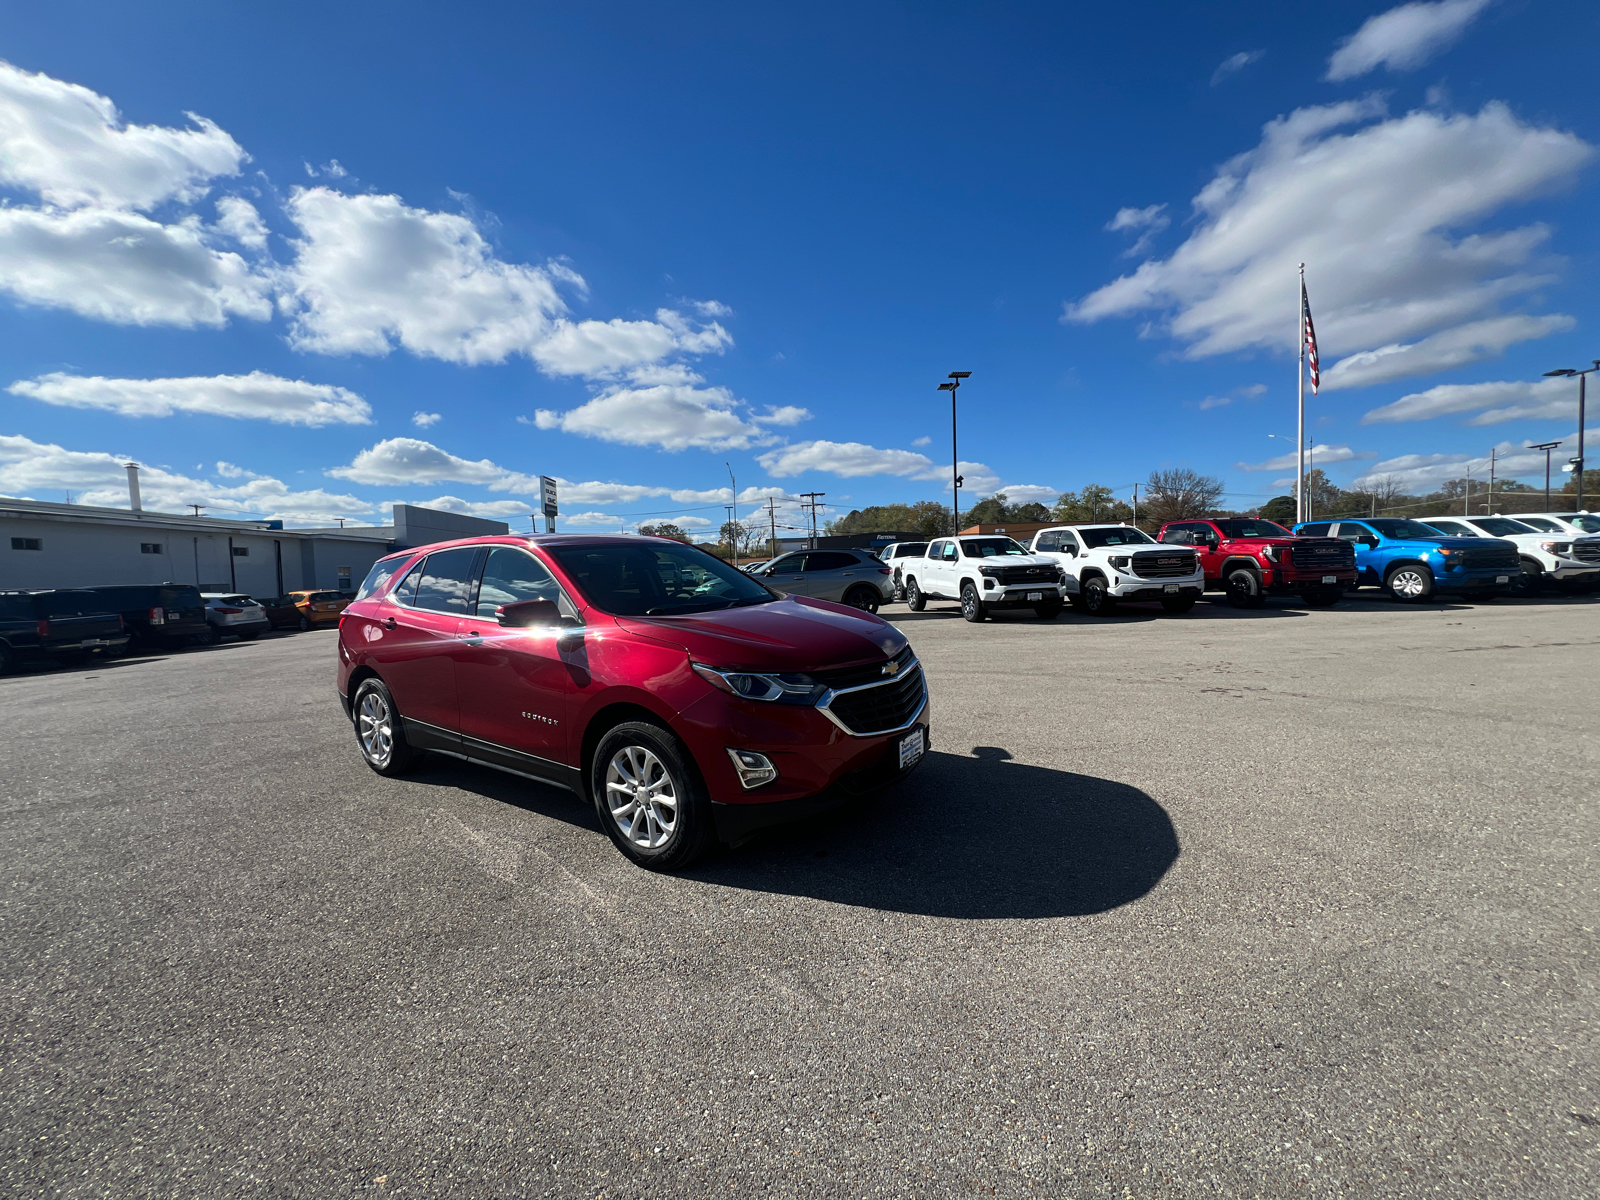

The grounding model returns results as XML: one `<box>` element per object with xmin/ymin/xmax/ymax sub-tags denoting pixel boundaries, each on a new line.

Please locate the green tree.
<box><xmin>826</xmin><ymin>501</ymin><xmax>952</xmax><ymax>539</ymax></box>
<box><xmin>1259</xmin><ymin>494</ymin><xmax>1296</xmax><ymax>520</ymax></box>
<box><xmin>638</xmin><ymin>522</ymin><xmax>690</xmax><ymax>541</ymax></box>
<box><xmin>1561</xmin><ymin>469</ymin><xmax>1600</xmax><ymax>501</ymax></box>
<box><xmin>1052</xmin><ymin>484</ymin><xmax>1132</xmax><ymax>524</ymax></box>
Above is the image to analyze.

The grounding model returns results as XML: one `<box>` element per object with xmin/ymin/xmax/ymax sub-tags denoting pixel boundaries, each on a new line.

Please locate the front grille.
<box><xmin>812</xmin><ymin>645</ymin><xmax>915</xmax><ymax>690</ymax></box>
<box><xmin>1571</xmin><ymin>539</ymin><xmax>1600</xmax><ymax>564</ymax></box>
<box><xmin>1130</xmin><ymin>551</ymin><xmax>1196</xmax><ymax>579</ymax></box>
<box><xmin>1288</xmin><ymin>540</ymin><xmax>1355</xmax><ymax>569</ymax></box>
<box><xmin>1462</xmin><ymin>542</ymin><xmax>1519</xmax><ymax>570</ymax></box>
<box><xmin>994</xmin><ymin>564</ymin><xmax>1058</xmax><ymax>586</ymax></box>
<box><xmin>823</xmin><ymin>665</ymin><xmax>927</xmax><ymax>735</ymax></box>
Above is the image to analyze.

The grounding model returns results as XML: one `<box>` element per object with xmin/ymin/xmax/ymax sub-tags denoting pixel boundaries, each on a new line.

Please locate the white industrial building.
<box><xmin>1</xmin><ymin>494</ymin><xmax>510</xmax><ymax>595</ymax></box>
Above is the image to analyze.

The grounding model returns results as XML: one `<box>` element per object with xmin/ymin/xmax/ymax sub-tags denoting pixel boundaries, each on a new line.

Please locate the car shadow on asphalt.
<box><xmin>688</xmin><ymin>745</ymin><xmax>1180</xmax><ymax>920</ymax></box>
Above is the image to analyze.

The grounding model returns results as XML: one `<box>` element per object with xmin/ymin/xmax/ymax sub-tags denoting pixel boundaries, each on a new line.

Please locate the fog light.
<box><xmin>726</xmin><ymin>748</ymin><xmax>778</xmax><ymax>790</ymax></box>
<box><xmin>983</xmin><ymin>576</ymin><xmax>996</xmax><ymax>588</ymax></box>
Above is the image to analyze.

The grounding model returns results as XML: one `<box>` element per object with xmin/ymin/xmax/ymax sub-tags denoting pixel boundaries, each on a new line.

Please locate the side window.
<box><xmin>356</xmin><ymin>557</ymin><xmax>405</xmax><ymax>601</ymax></box>
<box><xmin>1335</xmin><ymin>523</ymin><xmax>1372</xmax><ymax>543</ymax></box>
<box><xmin>1159</xmin><ymin>527</ymin><xmax>1189</xmax><ymax>545</ymax></box>
<box><xmin>803</xmin><ymin>552</ymin><xmax>856</xmax><ymax>572</ymax></box>
<box><xmin>412</xmin><ymin>547</ymin><xmax>480</xmax><ymax>614</ymax></box>
<box><xmin>768</xmin><ymin>554</ymin><xmax>804</xmax><ymax>573</ymax></box>
<box><xmin>924</xmin><ymin>540</ymin><xmax>942</xmax><ymax>560</ymax></box>
<box><xmin>476</xmin><ymin>547</ymin><xmax>563</xmax><ymax>617</ymax></box>
<box><xmin>391</xmin><ymin>559</ymin><xmax>425</xmax><ymax>606</ymax></box>
<box><xmin>942</xmin><ymin>542</ymin><xmax>959</xmax><ymax>562</ymax></box>
<box><xmin>1297</xmin><ymin>523</ymin><xmax>1331</xmax><ymax>537</ymax></box>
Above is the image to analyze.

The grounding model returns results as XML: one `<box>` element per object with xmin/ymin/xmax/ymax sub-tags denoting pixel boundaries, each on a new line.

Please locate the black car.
<box><xmin>0</xmin><ymin>590</ymin><xmax>130</xmax><ymax>673</ymax></box>
<box><xmin>80</xmin><ymin>583</ymin><xmax>211</xmax><ymax>650</ymax></box>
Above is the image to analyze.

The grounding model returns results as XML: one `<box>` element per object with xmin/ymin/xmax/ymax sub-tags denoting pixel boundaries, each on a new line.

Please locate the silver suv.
<box><xmin>746</xmin><ymin>549</ymin><xmax>896</xmax><ymax>612</ymax></box>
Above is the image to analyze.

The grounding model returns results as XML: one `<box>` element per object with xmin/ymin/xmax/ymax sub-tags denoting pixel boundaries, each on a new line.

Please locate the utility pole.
<box><xmin>766</xmin><ymin>497</ymin><xmax>778</xmax><ymax>558</ymax></box>
<box><xmin>799</xmin><ymin>492</ymin><xmax>825</xmax><ymax>549</ymax></box>
<box><xmin>937</xmin><ymin>372</ymin><xmax>971</xmax><ymax>534</ymax></box>
<box><xmin>189</xmin><ymin>504</ymin><xmax>206</xmax><ymax>517</ymax></box>
<box><xmin>1532</xmin><ymin>441</ymin><xmax>1562</xmax><ymax>510</ymax></box>
<box><xmin>1132</xmin><ymin>484</ymin><xmax>1139</xmax><ymax>528</ymax></box>
<box><xmin>1488</xmin><ymin>448</ymin><xmax>1496</xmax><ymax>514</ymax></box>
<box><xmin>725</xmin><ymin>462</ymin><xmax>739</xmax><ymax>569</ymax></box>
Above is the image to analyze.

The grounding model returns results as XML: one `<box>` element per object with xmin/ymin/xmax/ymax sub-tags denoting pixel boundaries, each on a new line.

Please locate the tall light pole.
<box><xmin>1543</xmin><ymin>361</ymin><xmax>1597</xmax><ymax>512</ymax></box>
<box><xmin>937</xmin><ymin>372</ymin><xmax>970</xmax><ymax>534</ymax></box>
<box><xmin>1531</xmin><ymin>441</ymin><xmax>1562</xmax><ymax>510</ymax></box>
<box><xmin>725</xmin><ymin>461</ymin><xmax>738</xmax><ymax>569</ymax></box>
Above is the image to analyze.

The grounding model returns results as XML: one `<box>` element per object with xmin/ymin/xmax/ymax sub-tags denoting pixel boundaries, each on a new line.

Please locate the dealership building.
<box><xmin>0</xmin><ymin>496</ymin><xmax>510</xmax><ymax>595</ymax></box>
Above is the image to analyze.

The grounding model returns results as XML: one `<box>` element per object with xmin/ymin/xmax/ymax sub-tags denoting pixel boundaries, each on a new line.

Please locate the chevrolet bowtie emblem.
<box><xmin>882</xmin><ymin>660</ymin><xmax>901</xmax><ymax>677</ymax></box>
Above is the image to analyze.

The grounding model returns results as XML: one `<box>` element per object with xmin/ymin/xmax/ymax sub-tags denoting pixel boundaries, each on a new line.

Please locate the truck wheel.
<box><xmin>1080</xmin><ymin>576</ymin><xmax>1117</xmax><ymax>616</ymax></box>
<box><xmin>592</xmin><ymin>720</ymin><xmax>713</xmax><ymax>871</ymax></box>
<box><xmin>843</xmin><ymin>586</ymin><xmax>880</xmax><ymax>614</ymax></box>
<box><xmin>1160</xmin><ymin>595</ymin><xmax>1196</xmax><ymax>614</ymax></box>
<box><xmin>905</xmin><ymin>577</ymin><xmax>926</xmax><ymax>612</ymax></box>
<box><xmin>1384</xmin><ymin>563</ymin><xmax>1434</xmax><ymax>603</ymax></box>
<box><xmin>1224</xmin><ymin>567</ymin><xmax>1265</xmax><ymax>609</ymax></box>
<box><xmin>0</xmin><ymin>643</ymin><xmax>13</xmax><ymax>675</ymax></box>
<box><xmin>1301</xmin><ymin>588</ymin><xmax>1342</xmax><ymax>607</ymax></box>
<box><xmin>1034</xmin><ymin>601</ymin><xmax>1063</xmax><ymax>620</ymax></box>
<box><xmin>960</xmin><ymin>582</ymin><xmax>986</xmax><ymax>622</ymax></box>
<box><xmin>353</xmin><ymin>678</ymin><xmax>421</xmax><ymax>776</ymax></box>
<box><xmin>1512</xmin><ymin>561</ymin><xmax>1544</xmax><ymax>595</ymax></box>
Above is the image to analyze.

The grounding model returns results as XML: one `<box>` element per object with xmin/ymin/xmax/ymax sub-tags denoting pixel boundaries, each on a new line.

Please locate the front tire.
<box><xmin>1224</xmin><ymin>567</ymin><xmax>1266</xmax><ymax>609</ymax></box>
<box><xmin>1384</xmin><ymin>563</ymin><xmax>1434</xmax><ymax>603</ymax></box>
<box><xmin>1160</xmin><ymin>595</ymin><xmax>1196</xmax><ymax>614</ymax></box>
<box><xmin>1078</xmin><ymin>576</ymin><xmax>1117</xmax><ymax>616</ymax></box>
<box><xmin>905</xmin><ymin>577</ymin><xmax>926</xmax><ymax>612</ymax></box>
<box><xmin>960</xmin><ymin>582</ymin><xmax>986</xmax><ymax>622</ymax></box>
<box><xmin>1301</xmin><ymin>588</ymin><xmax>1342</xmax><ymax>607</ymax></box>
<box><xmin>1513</xmin><ymin>561</ymin><xmax>1544</xmax><ymax>596</ymax></box>
<box><xmin>298</xmin><ymin>615</ymin><xmax>311</xmax><ymax>632</ymax></box>
<box><xmin>353</xmin><ymin>678</ymin><xmax>420</xmax><ymax>776</ymax></box>
<box><xmin>843</xmin><ymin>586</ymin><xmax>880</xmax><ymax>614</ymax></box>
<box><xmin>592</xmin><ymin>721</ymin><xmax>712</xmax><ymax>871</ymax></box>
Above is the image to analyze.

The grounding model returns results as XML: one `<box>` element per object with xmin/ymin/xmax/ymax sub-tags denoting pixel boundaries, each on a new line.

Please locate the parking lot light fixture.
<box><xmin>939</xmin><ymin>372</ymin><xmax>971</xmax><ymax>534</ymax></box>
<box><xmin>1544</xmin><ymin>363</ymin><xmax>1596</xmax><ymax>512</ymax></box>
<box><xmin>1530</xmin><ymin>441</ymin><xmax>1563</xmax><ymax>509</ymax></box>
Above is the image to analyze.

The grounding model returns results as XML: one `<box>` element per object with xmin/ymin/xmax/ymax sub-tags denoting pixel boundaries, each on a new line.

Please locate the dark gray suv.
<box><xmin>746</xmin><ymin>549</ymin><xmax>896</xmax><ymax>612</ymax></box>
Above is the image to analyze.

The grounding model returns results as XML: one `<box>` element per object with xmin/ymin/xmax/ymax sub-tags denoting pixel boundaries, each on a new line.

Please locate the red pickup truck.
<box><xmin>1154</xmin><ymin>517</ymin><xmax>1357</xmax><ymax>608</ymax></box>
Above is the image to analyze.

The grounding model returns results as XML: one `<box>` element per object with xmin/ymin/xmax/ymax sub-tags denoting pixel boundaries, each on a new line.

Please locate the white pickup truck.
<box><xmin>1026</xmin><ymin>524</ymin><xmax>1205</xmax><ymax>615</ymax></box>
<box><xmin>902</xmin><ymin>534</ymin><xmax>1069</xmax><ymax>622</ymax></box>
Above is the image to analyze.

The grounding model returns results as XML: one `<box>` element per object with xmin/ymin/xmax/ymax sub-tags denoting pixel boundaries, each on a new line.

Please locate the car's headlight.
<box><xmin>1110</xmin><ymin>555</ymin><xmax>1130</xmax><ymax>569</ymax></box>
<box><xmin>1541</xmin><ymin>541</ymin><xmax>1572</xmax><ymax>555</ymax></box>
<box><xmin>692</xmin><ymin>662</ymin><xmax>822</xmax><ymax>703</ymax></box>
<box><xmin>977</xmin><ymin>564</ymin><xmax>1002</xmax><ymax>576</ymax></box>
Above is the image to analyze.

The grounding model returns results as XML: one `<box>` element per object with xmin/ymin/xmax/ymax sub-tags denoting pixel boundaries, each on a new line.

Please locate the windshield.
<box><xmin>1469</xmin><ymin>517</ymin><xmax>1537</xmax><ymax>536</ymax></box>
<box><xmin>1513</xmin><ymin>516</ymin><xmax>1560</xmax><ymax>532</ymax></box>
<box><xmin>1563</xmin><ymin>514</ymin><xmax>1600</xmax><ymax>533</ymax></box>
<box><xmin>1215</xmin><ymin>519</ymin><xmax>1291</xmax><ymax>539</ymax></box>
<box><xmin>1366</xmin><ymin>519</ymin><xmax>1445</xmax><ymax>540</ymax></box>
<box><xmin>1079</xmin><ymin>526</ymin><xmax>1154</xmax><ymax>548</ymax></box>
<box><xmin>960</xmin><ymin>538</ymin><xmax>1028</xmax><ymax>557</ymax></box>
<box><xmin>550</xmin><ymin>541</ymin><xmax>775</xmax><ymax>616</ymax></box>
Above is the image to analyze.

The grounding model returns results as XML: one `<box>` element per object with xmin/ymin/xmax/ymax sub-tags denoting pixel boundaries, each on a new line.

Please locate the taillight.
<box><xmin>149</xmin><ymin>607</ymin><xmax>165</xmax><ymax>625</ymax></box>
<box><xmin>36</xmin><ymin>619</ymin><xmax>49</xmax><ymax>638</ymax></box>
<box><xmin>338</xmin><ymin>614</ymin><xmax>347</xmax><ymax>628</ymax></box>
<box><xmin>877</xmin><ymin>567</ymin><xmax>893</xmax><ymax>574</ymax></box>
<box><xmin>117</xmin><ymin>614</ymin><xmax>125</xmax><ymax>630</ymax></box>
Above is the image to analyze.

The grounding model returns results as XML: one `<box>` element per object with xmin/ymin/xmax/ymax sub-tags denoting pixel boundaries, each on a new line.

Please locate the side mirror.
<box><xmin>497</xmin><ymin>598</ymin><xmax>560</xmax><ymax>628</ymax></box>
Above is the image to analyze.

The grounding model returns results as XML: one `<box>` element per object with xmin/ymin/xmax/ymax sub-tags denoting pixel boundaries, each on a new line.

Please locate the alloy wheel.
<box><xmin>1390</xmin><ymin>569</ymin><xmax>1427</xmax><ymax>599</ymax></box>
<box><xmin>357</xmin><ymin>689</ymin><xmax>393</xmax><ymax>767</ymax></box>
<box><xmin>605</xmin><ymin>745</ymin><xmax>679</xmax><ymax>850</ymax></box>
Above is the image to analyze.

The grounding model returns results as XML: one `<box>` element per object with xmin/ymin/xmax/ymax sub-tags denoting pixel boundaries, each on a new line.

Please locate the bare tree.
<box><xmin>1141</xmin><ymin>468</ymin><xmax>1224</xmax><ymax>526</ymax></box>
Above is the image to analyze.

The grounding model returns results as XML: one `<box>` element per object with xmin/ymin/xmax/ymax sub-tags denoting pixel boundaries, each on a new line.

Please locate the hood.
<box><xmin>616</xmin><ymin>595</ymin><xmax>906</xmax><ymax>672</ymax></box>
<box><xmin>1388</xmin><ymin>535</ymin><xmax>1484</xmax><ymax>551</ymax></box>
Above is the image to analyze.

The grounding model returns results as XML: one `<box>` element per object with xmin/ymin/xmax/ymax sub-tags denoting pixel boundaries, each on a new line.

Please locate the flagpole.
<box><xmin>1297</xmin><ymin>263</ymin><xmax>1306</xmax><ymax>526</ymax></box>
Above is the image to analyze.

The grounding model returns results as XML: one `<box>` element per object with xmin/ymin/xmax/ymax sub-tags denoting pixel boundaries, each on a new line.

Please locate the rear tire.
<box><xmin>353</xmin><ymin>678</ymin><xmax>421</xmax><ymax>776</ymax></box>
<box><xmin>591</xmin><ymin>721</ymin><xmax>712</xmax><ymax>871</ymax></box>
<box><xmin>1079</xmin><ymin>576</ymin><xmax>1117</xmax><ymax>616</ymax></box>
<box><xmin>1384</xmin><ymin>563</ymin><xmax>1434</xmax><ymax>603</ymax></box>
<box><xmin>298</xmin><ymin>615</ymin><xmax>311</xmax><ymax>631</ymax></box>
<box><xmin>843</xmin><ymin>586</ymin><xmax>880</xmax><ymax>614</ymax></box>
<box><xmin>1160</xmin><ymin>595</ymin><xmax>1196</xmax><ymax>614</ymax></box>
<box><xmin>1224</xmin><ymin>567</ymin><xmax>1266</xmax><ymax>609</ymax></box>
<box><xmin>905</xmin><ymin>577</ymin><xmax>926</xmax><ymax>612</ymax></box>
<box><xmin>960</xmin><ymin>582</ymin><xmax>986</xmax><ymax>622</ymax></box>
<box><xmin>1513</xmin><ymin>561</ymin><xmax>1544</xmax><ymax>596</ymax></box>
<box><xmin>1301</xmin><ymin>588</ymin><xmax>1342</xmax><ymax>607</ymax></box>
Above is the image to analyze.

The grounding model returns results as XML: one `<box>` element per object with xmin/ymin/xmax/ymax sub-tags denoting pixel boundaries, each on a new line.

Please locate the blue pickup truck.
<box><xmin>1292</xmin><ymin>518</ymin><xmax>1518</xmax><ymax>602</ymax></box>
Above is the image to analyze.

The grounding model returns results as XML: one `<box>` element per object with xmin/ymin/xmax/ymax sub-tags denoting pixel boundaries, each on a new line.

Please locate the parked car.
<box><xmin>0</xmin><ymin>590</ymin><xmax>129</xmax><ymax>673</ymax></box>
<box><xmin>745</xmin><ymin>550</ymin><xmax>896</xmax><ymax>613</ymax></box>
<box><xmin>283</xmin><ymin>590</ymin><xmax>351</xmax><ymax>629</ymax></box>
<box><xmin>1025</xmin><ymin>524</ymin><xmax>1202</xmax><ymax>615</ymax></box>
<box><xmin>337</xmin><ymin>535</ymin><xmax>929</xmax><ymax>870</ymax></box>
<box><xmin>201</xmin><ymin>593</ymin><xmax>271</xmax><ymax>639</ymax></box>
<box><xmin>1512</xmin><ymin>511</ymin><xmax>1600</xmax><ymax>537</ymax></box>
<box><xmin>876</xmin><ymin>541</ymin><xmax>929</xmax><ymax>601</ymax></box>
<box><xmin>902</xmin><ymin>535</ymin><xmax>1067</xmax><ymax>621</ymax></box>
<box><xmin>256</xmin><ymin>596</ymin><xmax>309</xmax><ymax>630</ymax></box>
<box><xmin>1418</xmin><ymin>515</ymin><xmax>1600</xmax><ymax>594</ymax></box>
<box><xmin>80</xmin><ymin>583</ymin><xmax>210</xmax><ymax>649</ymax></box>
<box><xmin>1155</xmin><ymin>517</ymin><xmax>1356</xmax><ymax>608</ymax></box>
<box><xmin>1291</xmin><ymin>519</ymin><xmax>1517</xmax><ymax>602</ymax></box>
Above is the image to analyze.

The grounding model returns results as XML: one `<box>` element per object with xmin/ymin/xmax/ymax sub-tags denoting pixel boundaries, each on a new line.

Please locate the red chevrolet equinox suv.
<box><xmin>337</xmin><ymin>535</ymin><xmax>930</xmax><ymax>869</ymax></box>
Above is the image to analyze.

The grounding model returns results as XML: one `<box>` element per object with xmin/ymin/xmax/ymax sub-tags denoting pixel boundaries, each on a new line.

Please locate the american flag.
<box><xmin>1301</xmin><ymin>280</ymin><xmax>1320</xmax><ymax>395</ymax></box>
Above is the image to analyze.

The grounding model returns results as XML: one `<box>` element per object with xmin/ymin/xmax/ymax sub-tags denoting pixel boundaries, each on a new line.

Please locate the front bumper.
<box><xmin>1108</xmin><ymin>576</ymin><xmax>1205</xmax><ymax>600</ymax></box>
<box><xmin>1437</xmin><ymin>568</ymin><xmax>1516</xmax><ymax>593</ymax></box>
<box><xmin>980</xmin><ymin>583</ymin><xmax>1066</xmax><ymax>607</ymax></box>
<box><xmin>709</xmin><ymin>719</ymin><xmax>930</xmax><ymax>844</ymax></box>
<box><xmin>1263</xmin><ymin>568</ymin><xmax>1358</xmax><ymax>592</ymax></box>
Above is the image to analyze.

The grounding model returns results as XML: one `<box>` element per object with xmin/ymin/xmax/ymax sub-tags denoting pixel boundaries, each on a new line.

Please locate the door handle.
<box><xmin>842</xmin><ymin>572</ymin><xmax>854</xmax><ymax>577</ymax></box>
<box><xmin>461</xmin><ymin>631</ymin><xmax>483</xmax><ymax>646</ymax></box>
<box><xmin>381</xmin><ymin>616</ymin><xmax>397</xmax><ymax>629</ymax></box>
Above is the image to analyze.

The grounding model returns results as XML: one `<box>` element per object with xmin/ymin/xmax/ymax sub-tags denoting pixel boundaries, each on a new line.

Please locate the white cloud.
<box><xmin>910</xmin><ymin>436</ymin><xmax>931</xmax><ymax>447</ymax></box>
<box><xmin>1327</xmin><ymin>0</ymin><xmax>1492</xmax><ymax>82</ymax></box>
<box><xmin>1067</xmin><ymin>100</ymin><xmax>1591</xmax><ymax>390</ymax></box>
<box><xmin>0</xmin><ymin>205</ymin><xmax>273</xmax><ymax>326</ymax></box>
<box><xmin>751</xmin><ymin>405</ymin><xmax>811</xmax><ymax>426</ymax></box>
<box><xmin>8</xmin><ymin>371</ymin><xmax>371</xmax><ymax>426</ymax></box>
<box><xmin>0</xmin><ymin>59</ymin><xmax>246</xmax><ymax>210</ymax></box>
<box><xmin>1350</xmin><ymin>435</ymin><xmax>1574</xmax><ymax>490</ymax></box>
<box><xmin>407</xmin><ymin>495</ymin><xmax>531</xmax><ymax>520</ymax></box>
<box><xmin>212</xmin><ymin>195</ymin><xmax>268</xmax><ymax>251</ymax></box>
<box><xmin>0</xmin><ymin>432</ymin><xmax>372</xmax><ymax>524</ymax></box>
<box><xmin>993</xmin><ymin>484</ymin><xmax>1060</xmax><ymax>505</ymax></box>
<box><xmin>1106</xmin><ymin>203</ymin><xmax>1169</xmax><ymax>257</ymax></box>
<box><xmin>1211</xmin><ymin>50</ymin><xmax>1265</xmax><ymax>87</ymax></box>
<box><xmin>1362</xmin><ymin>377</ymin><xmax>1572</xmax><ymax>425</ymax></box>
<box><xmin>329</xmin><ymin>437</ymin><xmax>540</xmax><ymax>491</ymax></box>
<box><xmin>562</xmin><ymin>511</ymin><xmax>625</xmax><ymax>528</ymax></box>
<box><xmin>1322</xmin><ymin>314</ymin><xmax>1573</xmax><ymax>391</ymax></box>
<box><xmin>757</xmin><ymin>440</ymin><xmax>940</xmax><ymax>480</ymax></box>
<box><xmin>412</xmin><ymin>411</ymin><xmax>442</xmax><ymax>428</ymax></box>
<box><xmin>533</xmin><ymin>381</ymin><xmax>770</xmax><ymax>451</ymax></box>
<box><xmin>1237</xmin><ymin>444</ymin><xmax>1371</xmax><ymax>471</ymax></box>
<box><xmin>529</xmin><ymin>309</ymin><xmax>731</xmax><ymax>377</ymax></box>
<box><xmin>1197</xmin><ymin>395</ymin><xmax>1232</xmax><ymax>410</ymax></box>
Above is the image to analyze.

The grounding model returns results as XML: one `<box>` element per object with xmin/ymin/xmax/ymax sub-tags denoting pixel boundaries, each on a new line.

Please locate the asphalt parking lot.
<box><xmin>3</xmin><ymin>590</ymin><xmax>1597</xmax><ymax>1199</ymax></box>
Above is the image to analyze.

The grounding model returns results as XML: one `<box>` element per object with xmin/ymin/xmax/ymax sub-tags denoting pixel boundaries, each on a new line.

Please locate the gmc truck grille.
<box><xmin>1288</xmin><ymin>540</ymin><xmax>1354</xmax><ymax>568</ymax></box>
<box><xmin>813</xmin><ymin>645</ymin><xmax>915</xmax><ymax>690</ymax></box>
<box><xmin>1131</xmin><ymin>551</ymin><xmax>1197</xmax><ymax>579</ymax></box>
<box><xmin>995</xmin><ymin>565</ymin><xmax>1058</xmax><ymax>586</ymax></box>
<box><xmin>1462</xmin><ymin>543</ymin><xmax>1519</xmax><ymax>570</ymax></box>
<box><xmin>1571</xmin><ymin>539</ymin><xmax>1600</xmax><ymax>564</ymax></box>
<box><xmin>823</xmin><ymin>666</ymin><xmax>927</xmax><ymax>735</ymax></box>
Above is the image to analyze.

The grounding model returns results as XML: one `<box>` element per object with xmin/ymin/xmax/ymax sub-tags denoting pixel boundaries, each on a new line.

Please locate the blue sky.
<box><xmin>1</xmin><ymin>0</ymin><xmax>1596</xmax><ymax>534</ymax></box>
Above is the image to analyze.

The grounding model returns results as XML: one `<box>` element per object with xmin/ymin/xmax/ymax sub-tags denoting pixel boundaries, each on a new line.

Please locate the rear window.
<box><xmin>309</xmin><ymin>591</ymin><xmax>345</xmax><ymax>603</ymax></box>
<box><xmin>0</xmin><ymin>595</ymin><xmax>33</xmax><ymax>620</ymax></box>
<box><xmin>894</xmin><ymin>543</ymin><xmax>927</xmax><ymax>558</ymax></box>
<box><xmin>43</xmin><ymin>591</ymin><xmax>108</xmax><ymax>617</ymax></box>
